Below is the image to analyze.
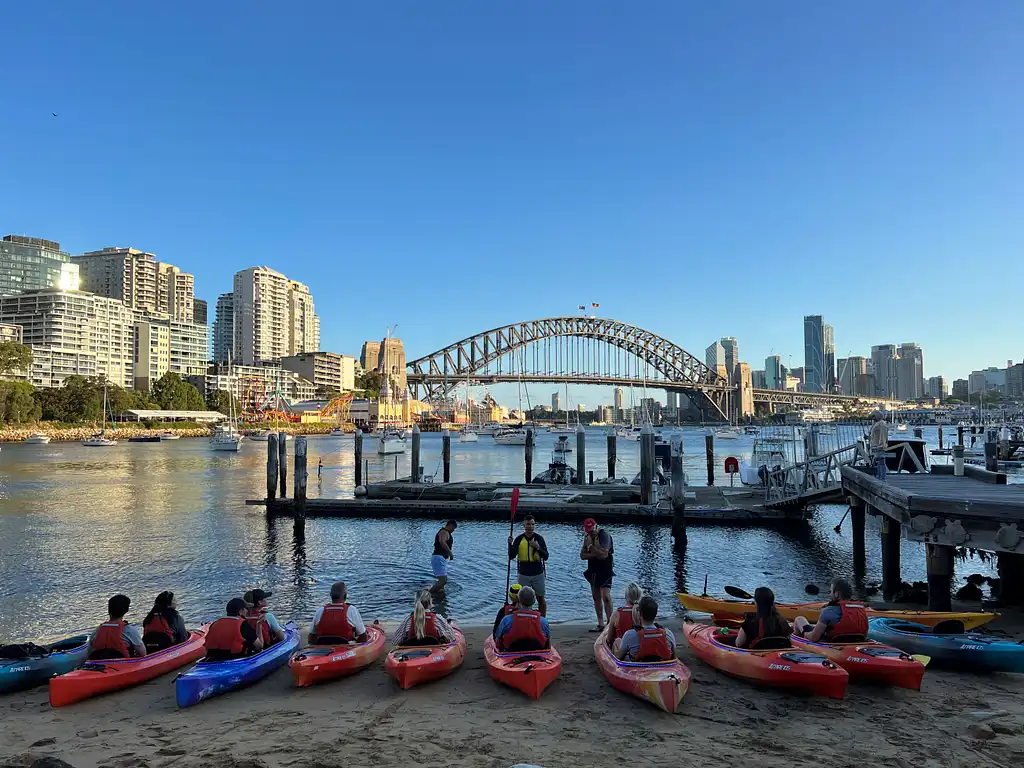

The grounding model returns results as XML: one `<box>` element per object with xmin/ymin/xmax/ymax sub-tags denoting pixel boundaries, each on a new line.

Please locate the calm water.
<box><xmin>0</xmin><ymin>426</ymin><xmax>1013</xmax><ymax>642</ymax></box>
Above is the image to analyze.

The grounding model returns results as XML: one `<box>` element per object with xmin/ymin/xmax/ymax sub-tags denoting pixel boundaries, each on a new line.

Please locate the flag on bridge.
<box><xmin>591</xmin><ymin>302</ymin><xmax>600</xmax><ymax>308</ymax></box>
<box><xmin>578</xmin><ymin>304</ymin><xmax>585</xmax><ymax>310</ymax></box>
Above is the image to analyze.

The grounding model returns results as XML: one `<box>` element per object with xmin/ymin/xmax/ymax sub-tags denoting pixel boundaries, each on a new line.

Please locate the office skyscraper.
<box><xmin>613</xmin><ymin>387</ymin><xmax>625</xmax><ymax>421</ymax></box>
<box><xmin>896</xmin><ymin>343</ymin><xmax>924</xmax><ymax>401</ymax></box>
<box><xmin>552</xmin><ymin>392</ymin><xmax>561</xmax><ymax>412</ymax></box>
<box><xmin>764</xmin><ymin>355</ymin><xmax>784</xmax><ymax>390</ymax></box>
<box><xmin>720</xmin><ymin>337</ymin><xmax>739</xmax><ymax>377</ymax></box>
<box><xmin>0</xmin><ymin>235</ymin><xmax>79</xmax><ymax>296</ymax></box>
<box><xmin>838</xmin><ymin>356</ymin><xmax>869</xmax><ymax>395</ymax></box>
<box><xmin>823</xmin><ymin>324</ymin><xmax>835</xmax><ymax>393</ymax></box>
<box><xmin>871</xmin><ymin>344</ymin><xmax>899</xmax><ymax>399</ymax></box>
<box><xmin>803</xmin><ymin>315</ymin><xmax>825</xmax><ymax>393</ymax></box>
<box><xmin>705</xmin><ymin>340</ymin><xmax>725</xmax><ymax>372</ymax></box>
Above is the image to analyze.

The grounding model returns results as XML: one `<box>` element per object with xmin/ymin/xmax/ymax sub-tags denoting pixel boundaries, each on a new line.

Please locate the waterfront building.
<box><xmin>720</xmin><ymin>337</ymin><xmax>739</xmax><ymax>378</ymax></box>
<box><xmin>0</xmin><ymin>235</ymin><xmax>79</xmax><ymax>296</ymax></box>
<box><xmin>190</xmin><ymin>362</ymin><xmax>317</xmax><ymax>406</ymax></box>
<box><xmin>896</xmin><ymin>343</ymin><xmax>924</xmax><ymax>401</ymax></box>
<box><xmin>134</xmin><ymin>320</ymin><xmax>170</xmax><ymax>392</ymax></box>
<box><xmin>705</xmin><ymin>340</ymin><xmax>725</xmax><ymax>372</ymax></box>
<box><xmin>751</xmin><ymin>369</ymin><xmax>766</xmax><ymax>389</ymax></box>
<box><xmin>0</xmin><ymin>323</ymin><xmax>22</xmax><ymax>344</ymax></box>
<box><xmin>1007</xmin><ymin>364</ymin><xmax>1024</xmax><ymax>399</ymax></box>
<box><xmin>231</xmin><ymin>267</ymin><xmax>320</xmax><ymax>366</ymax></box>
<box><xmin>969</xmin><ymin>367</ymin><xmax>1005</xmax><ymax>395</ymax></box>
<box><xmin>194</xmin><ymin>298</ymin><xmax>208</xmax><ymax>325</ymax></box>
<box><xmin>823</xmin><ymin>324</ymin><xmax>835</xmax><ymax>393</ymax></box>
<box><xmin>926</xmin><ymin>375</ymin><xmax>949</xmax><ymax>400</ymax></box>
<box><xmin>279</xmin><ymin>351</ymin><xmax>356</xmax><ymax>395</ymax></box>
<box><xmin>613</xmin><ymin>387</ymin><xmax>625</xmax><ymax>422</ymax></box>
<box><xmin>952</xmin><ymin>378</ymin><xmax>969</xmax><ymax>400</ymax></box>
<box><xmin>802</xmin><ymin>315</ymin><xmax>825</xmax><ymax>393</ymax></box>
<box><xmin>212</xmin><ymin>293</ymin><xmax>234</xmax><ymax>363</ymax></box>
<box><xmin>0</xmin><ymin>289</ymin><xmax>134</xmax><ymax>389</ymax></box>
<box><xmin>764</xmin><ymin>355</ymin><xmax>784</xmax><ymax>390</ymax></box>
<box><xmin>551</xmin><ymin>391</ymin><xmax>561</xmax><ymax>412</ymax></box>
<box><xmin>871</xmin><ymin>344</ymin><xmax>899</xmax><ymax>399</ymax></box>
<box><xmin>73</xmin><ymin>246</ymin><xmax>195</xmax><ymax>322</ymax></box>
<box><xmin>838</xmin><ymin>356</ymin><xmax>869</xmax><ymax>396</ymax></box>
<box><xmin>599</xmin><ymin>405</ymin><xmax>615</xmax><ymax>423</ymax></box>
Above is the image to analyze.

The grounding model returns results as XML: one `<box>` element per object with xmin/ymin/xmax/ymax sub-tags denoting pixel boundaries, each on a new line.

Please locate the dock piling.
<box><xmin>913</xmin><ymin>427</ymin><xmax>923</xmax><ymax>440</ymax></box>
<box><xmin>850</xmin><ymin>497</ymin><xmax>866</xmax><ymax>582</ymax></box>
<box><xmin>354</xmin><ymin>430</ymin><xmax>363</xmax><ymax>488</ymax></box>
<box><xmin>925</xmin><ymin>543</ymin><xmax>953</xmax><ymax>611</ymax></box>
<box><xmin>294</xmin><ymin>436</ymin><xmax>308</xmax><ymax>522</ymax></box>
<box><xmin>880</xmin><ymin>513</ymin><xmax>902</xmax><ymax>599</ymax></box>
<box><xmin>267</xmin><ymin>433</ymin><xmax>279</xmax><ymax>502</ymax></box>
<box><xmin>997</xmin><ymin>552</ymin><xmax>1024</xmax><ymax>605</ymax></box>
<box><xmin>938</xmin><ymin>424</ymin><xmax>943</xmax><ymax>450</ymax></box>
<box><xmin>640</xmin><ymin>422</ymin><xmax>654</xmax><ymax>505</ymax></box>
<box><xmin>957</xmin><ymin>425</ymin><xmax>964</xmax><ymax>447</ymax></box>
<box><xmin>985</xmin><ymin>439</ymin><xmax>998</xmax><ymax>473</ymax></box>
<box><xmin>576</xmin><ymin>424</ymin><xmax>586</xmax><ymax>487</ymax></box>
<box><xmin>705</xmin><ymin>432</ymin><xmax>714</xmax><ymax>487</ymax></box>
<box><xmin>411</xmin><ymin>424</ymin><xmax>421</xmax><ymax>483</ymax></box>
<box><xmin>525</xmin><ymin>428</ymin><xmax>534</xmax><ymax>484</ymax></box>
<box><xmin>442</xmin><ymin>430</ymin><xmax>451</xmax><ymax>483</ymax></box>
<box><xmin>953</xmin><ymin>444</ymin><xmax>965</xmax><ymax>476</ymax></box>
<box><xmin>606</xmin><ymin>433</ymin><xmax>616</xmax><ymax>479</ymax></box>
<box><xmin>278</xmin><ymin>431</ymin><xmax>288</xmax><ymax>498</ymax></box>
<box><xmin>670</xmin><ymin>435</ymin><xmax>686</xmax><ymax>541</ymax></box>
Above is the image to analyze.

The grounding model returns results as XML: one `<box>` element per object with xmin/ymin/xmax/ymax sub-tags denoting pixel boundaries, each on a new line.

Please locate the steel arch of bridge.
<box><xmin>406</xmin><ymin>316</ymin><xmax>730</xmax><ymax>419</ymax></box>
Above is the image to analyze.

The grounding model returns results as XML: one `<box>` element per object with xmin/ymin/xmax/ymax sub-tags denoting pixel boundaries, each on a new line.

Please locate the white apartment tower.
<box><xmin>232</xmin><ymin>267</ymin><xmax>320</xmax><ymax>366</ymax></box>
<box><xmin>72</xmin><ymin>247</ymin><xmax>195</xmax><ymax>322</ymax></box>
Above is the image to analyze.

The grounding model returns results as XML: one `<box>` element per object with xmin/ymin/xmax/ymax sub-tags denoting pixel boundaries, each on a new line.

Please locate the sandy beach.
<box><xmin>3</xmin><ymin>620</ymin><xmax>1024</xmax><ymax>768</ymax></box>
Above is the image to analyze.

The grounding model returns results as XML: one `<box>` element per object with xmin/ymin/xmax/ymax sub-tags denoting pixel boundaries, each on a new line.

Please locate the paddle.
<box><xmin>912</xmin><ymin>655</ymin><xmax>931</xmax><ymax>666</ymax></box>
<box><xmin>834</xmin><ymin>508</ymin><xmax>850</xmax><ymax>534</ymax></box>
<box><xmin>724</xmin><ymin>585</ymin><xmax>753</xmax><ymax>600</ymax></box>
<box><xmin>504</xmin><ymin>488</ymin><xmax>520</xmax><ymax>605</ymax></box>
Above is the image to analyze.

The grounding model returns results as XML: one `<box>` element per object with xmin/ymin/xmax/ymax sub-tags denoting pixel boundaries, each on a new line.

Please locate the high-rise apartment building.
<box><xmin>871</xmin><ymin>344</ymin><xmax>899</xmax><ymax>399</ymax></box>
<box><xmin>896</xmin><ymin>343</ymin><xmax>924</xmax><ymax>401</ymax></box>
<box><xmin>279</xmin><ymin>352</ymin><xmax>356</xmax><ymax>395</ymax></box>
<box><xmin>705</xmin><ymin>341</ymin><xmax>725</xmax><ymax>372</ymax></box>
<box><xmin>231</xmin><ymin>267</ymin><xmax>320</xmax><ymax>366</ymax></box>
<box><xmin>73</xmin><ymin>247</ymin><xmax>195</xmax><ymax>322</ymax></box>
<box><xmin>1006</xmin><ymin>364</ymin><xmax>1023</xmax><ymax>399</ymax></box>
<box><xmin>213</xmin><ymin>293</ymin><xmax>234</xmax><ymax>363</ymax></box>
<box><xmin>552</xmin><ymin>392</ymin><xmax>561</xmax><ymax>412</ymax></box>
<box><xmin>751</xmin><ymin>369</ymin><xmax>766</xmax><ymax>389</ymax></box>
<box><xmin>613</xmin><ymin>387</ymin><xmax>625</xmax><ymax>421</ymax></box>
<box><xmin>926</xmin><ymin>375</ymin><xmax>949</xmax><ymax>400</ymax></box>
<box><xmin>764</xmin><ymin>355</ymin><xmax>784</xmax><ymax>390</ymax></box>
<box><xmin>803</xmin><ymin>315</ymin><xmax>825</xmax><ymax>393</ymax></box>
<box><xmin>134</xmin><ymin>321</ymin><xmax>170</xmax><ymax>392</ymax></box>
<box><xmin>952</xmin><ymin>379</ymin><xmax>969</xmax><ymax>400</ymax></box>
<box><xmin>0</xmin><ymin>235</ymin><xmax>79</xmax><ymax>296</ymax></box>
<box><xmin>838</xmin><ymin>356</ymin><xmax>867</xmax><ymax>395</ymax></box>
<box><xmin>665</xmin><ymin>391</ymin><xmax>679</xmax><ymax>415</ymax></box>
<box><xmin>360</xmin><ymin>341</ymin><xmax>381</xmax><ymax>372</ymax></box>
<box><xmin>194</xmin><ymin>298</ymin><xmax>208</xmax><ymax>325</ymax></box>
<box><xmin>823</xmin><ymin>324</ymin><xmax>835</xmax><ymax>393</ymax></box>
<box><xmin>720</xmin><ymin>337</ymin><xmax>739</xmax><ymax>377</ymax></box>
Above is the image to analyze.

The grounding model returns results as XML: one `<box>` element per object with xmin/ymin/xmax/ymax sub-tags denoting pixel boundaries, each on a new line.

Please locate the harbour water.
<box><xmin>0</xmin><ymin>426</ymin><xmax>1012</xmax><ymax>641</ymax></box>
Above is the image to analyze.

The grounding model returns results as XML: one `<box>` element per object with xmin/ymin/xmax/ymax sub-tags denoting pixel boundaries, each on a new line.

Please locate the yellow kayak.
<box><xmin>677</xmin><ymin>593</ymin><xmax>998</xmax><ymax>631</ymax></box>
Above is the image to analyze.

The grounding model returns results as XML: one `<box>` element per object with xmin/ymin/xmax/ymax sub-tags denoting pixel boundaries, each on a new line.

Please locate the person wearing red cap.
<box><xmin>580</xmin><ymin>518</ymin><xmax>614</xmax><ymax>632</ymax></box>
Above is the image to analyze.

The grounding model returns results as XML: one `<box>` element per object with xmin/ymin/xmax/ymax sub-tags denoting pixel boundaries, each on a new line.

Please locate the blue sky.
<box><xmin>1</xmin><ymin>2</ymin><xmax>1021</xmax><ymax>405</ymax></box>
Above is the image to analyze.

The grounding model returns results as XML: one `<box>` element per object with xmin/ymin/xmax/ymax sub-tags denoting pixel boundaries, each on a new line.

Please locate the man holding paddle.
<box><xmin>508</xmin><ymin>515</ymin><xmax>549</xmax><ymax>616</ymax></box>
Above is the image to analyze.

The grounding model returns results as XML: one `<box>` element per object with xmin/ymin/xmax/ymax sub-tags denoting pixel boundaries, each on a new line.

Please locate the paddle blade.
<box><xmin>724</xmin><ymin>585</ymin><xmax>753</xmax><ymax>600</ymax></box>
<box><xmin>911</xmin><ymin>654</ymin><xmax>931</xmax><ymax>667</ymax></box>
<box><xmin>511</xmin><ymin>487</ymin><xmax>520</xmax><ymax>518</ymax></box>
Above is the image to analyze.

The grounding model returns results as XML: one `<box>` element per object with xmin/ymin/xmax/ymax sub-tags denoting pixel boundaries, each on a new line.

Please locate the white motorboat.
<box><xmin>377</xmin><ymin>428</ymin><xmax>407</xmax><ymax>454</ymax></box>
<box><xmin>739</xmin><ymin>439</ymin><xmax>789</xmax><ymax>486</ymax></box>
<box><xmin>330</xmin><ymin>428</ymin><xmax>346</xmax><ymax>436</ymax></box>
<box><xmin>477</xmin><ymin>422</ymin><xmax>503</xmax><ymax>435</ymax></box>
<box><xmin>547</xmin><ymin>426</ymin><xmax>577</xmax><ymax>434</ymax></box>
<box><xmin>459</xmin><ymin>428</ymin><xmax>479</xmax><ymax>443</ymax></box>
<box><xmin>83</xmin><ymin>384</ymin><xmax>117</xmax><ymax>447</ymax></box>
<box><xmin>23</xmin><ymin>433</ymin><xmax>51</xmax><ymax>444</ymax></box>
<box><xmin>895</xmin><ymin>424</ymin><xmax>908</xmax><ymax>432</ymax></box>
<box><xmin>158</xmin><ymin>431</ymin><xmax>180</xmax><ymax>441</ymax></box>
<box><xmin>493</xmin><ymin>426</ymin><xmax>528</xmax><ymax>445</ymax></box>
<box><xmin>714</xmin><ymin>427</ymin><xmax>741</xmax><ymax>440</ymax></box>
<box><xmin>553</xmin><ymin>435</ymin><xmax>573</xmax><ymax>453</ymax></box>
<box><xmin>615</xmin><ymin>425</ymin><xmax>642</xmax><ymax>441</ymax></box>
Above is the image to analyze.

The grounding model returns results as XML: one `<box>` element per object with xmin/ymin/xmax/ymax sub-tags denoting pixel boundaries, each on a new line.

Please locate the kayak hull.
<box><xmin>679</xmin><ymin>592</ymin><xmax>996</xmax><ymax>630</ymax></box>
<box><xmin>0</xmin><ymin>636</ymin><xmax>90</xmax><ymax>695</ymax></box>
<box><xmin>50</xmin><ymin>628</ymin><xmax>209</xmax><ymax>707</ymax></box>
<box><xmin>289</xmin><ymin>626</ymin><xmax>386</xmax><ymax>687</ymax></box>
<box><xmin>685</xmin><ymin>622</ymin><xmax>848</xmax><ymax>699</ymax></box>
<box><xmin>484</xmin><ymin>636</ymin><xmax>562</xmax><ymax>700</ymax></box>
<box><xmin>790</xmin><ymin>634</ymin><xmax>926</xmax><ymax>690</ymax></box>
<box><xmin>593</xmin><ymin>632</ymin><xmax>690</xmax><ymax>713</ymax></box>
<box><xmin>384</xmin><ymin>629</ymin><xmax>466</xmax><ymax>689</ymax></box>
<box><xmin>868</xmin><ymin>618</ymin><xmax>1024</xmax><ymax>673</ymax></box>
<box><xmin>175</xmin><ymin>622</ymin><xmax>299</xmax><ymax>707</ymax></box>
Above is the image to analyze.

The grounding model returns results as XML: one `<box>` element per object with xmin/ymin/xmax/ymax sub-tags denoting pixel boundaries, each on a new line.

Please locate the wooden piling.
<box><xmin>880</xmin><ymin>514</ymin><xmax>902</xmax><ymax>598</ymax></box>
<box><xmin>938</xmin><ymin>424</ymin><xmax>943</xmax><ymax>450</ymax></box>
<box><xmin>985</xmin><ymin>440</ymin><xmax>998</xmax><ymax>472</ymax></box>
<box><xmin>576</xmin><ymin>424</ymin><xmax>586</xmax><ymax>487</ymax></box>
<box><xmin>913</xmin><ymin>427</ymin><xmax>923</xmax><ymax>439</ymax></box>
<box><xmin>850</xmin><ymin>497</ymin><xmax>866</xmax><ymax>580</ymax></box>
<box><xmin>278</xmin><ymin>431</ymin><xmax>288</xmax><ymax>498</ymax></box>
<box><xmin>705</xmin><ymin>432</ymin><xmax>714</xmax><ymax>487</ymax></box>
<box><xmin>411</xmin><ymin>424</ymin><xmax>421</xmax><ymax>483</ymax></box>
<box><xmin>266</xmin><ymin>433</ymin><xmax>279</xmax><ymax>502</ymax></box>
<box><xmin>588</xmin><ymin>470</ymin><xmax>594</xmax><ymax>485</ymax></box>
<box><xmin>957</xmin><ymin>425</ymin><xmax>964</xmax><ymax>446</ymax></box>
<box><xmin>996</xmin><ymin>552</ymin><xmax>1024</xmax><ymax>605</ymax></box>
<box><xmin>294</xmin><ymin>436</ymin><xmax>308</xmax><ymax>521</ymax></box>
<box><xmin>640</xmin><ymin>422</ymin><xmax>654</xmax><ymax>505</ymax></box>
<box><xmin>442</xmin><ymin>430</ymin><xmax>451</xmax><ymax>483</ymax></box>
<box><xmin>670</xmin><ymin>435</ymin><xmax>686</xmax><ymax>541</ymax></box>
<box><xmin>606</xmin><ymin>433</ymin><xmax>616</xmax><ymax>479</ymax></box>
<box><xmin>354</xmin><ymin>429</ymin><xmax>363</xmax><ymax>488</ymax></box>
<box><xmin>925</xmin><ymin>543</ymin><xmax>952</xmax><ymax>611</ymax></box>
<box><xmin>525</xmin><ymin>428</ymin><xmax>534</xmax><ymax>484</ymax></box>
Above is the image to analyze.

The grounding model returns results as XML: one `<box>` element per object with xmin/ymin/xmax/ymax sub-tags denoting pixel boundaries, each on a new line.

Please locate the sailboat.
<box><xmin>83</xmin><ymin>382</ymin><xmax>117</xmax><ymax>447</ymax></box>
<box><xmin>493</xmin><ymin>350</ymin><xmax>528</xmax><ymax>445</ymax></box>
<box><xmin>459</xmin><ymin>371</ymin><xmax>478</xmax><ymax>443</ymax></box>
<box><xmin>377</xmin><ymin>375</ymin><xmax>407</xmax><ymax>455</ymax></box>
<box><xmin>210</xmin><ymin>359</ymin><xmax>243</xmax><ymax>451</ymax></box>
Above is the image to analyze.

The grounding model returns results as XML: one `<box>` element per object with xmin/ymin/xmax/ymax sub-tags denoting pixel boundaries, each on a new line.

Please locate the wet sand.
<box><xmin>3</xmin><ymin>620</ymin><xmax>1024</xmax><ymax>768</ymax></box>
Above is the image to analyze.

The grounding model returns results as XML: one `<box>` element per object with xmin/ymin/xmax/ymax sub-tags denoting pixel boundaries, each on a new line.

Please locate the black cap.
<box><xmin>243</xmin><ymin>589</ymin><xmax>272</xmax><ymax>604</ymax></box>
<box><xmin>226</xmin><ymin>598</ymin><xmax>247</xmax><ymax>616</ymax></box>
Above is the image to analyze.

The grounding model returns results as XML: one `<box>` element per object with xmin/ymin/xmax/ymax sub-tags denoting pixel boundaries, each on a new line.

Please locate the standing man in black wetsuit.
<box><xmin>430</xmin><ymin>519</ymin><xmax>458</xmax><ymax>594</ymax></box>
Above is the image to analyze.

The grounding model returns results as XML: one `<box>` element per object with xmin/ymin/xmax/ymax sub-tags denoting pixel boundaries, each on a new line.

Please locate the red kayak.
<box><xmin>790</xmin><ymin>634</ymin><xmax>927</xmax><ymax>690</ymax></box>
<box><xmin>593</xmin><ymin>631</ymin><xmax>690</xmax><ymax>713</ymax></box>
<box><xmin>384</xmin><ymin>628</ymin><xmax>466</xmax><ymax>689</ymax></box>
<box><xmin>685</xmin><ymin>622</ymin><xmax>848</xmax><ymax>699</ymax></box>
<box><xmin>290</xmin><ymin>625</ymin><xmax>386</xmax><ymax>687</ymax></box>
<box><xmin>483</xmin><ymin>636</ymin><xmax>561</xmax><ymax>700</ymax></box>
<box><xmin>50</xmin><ymin>627</ymin><xmax>209</xmax><ymax>707</ymax></box>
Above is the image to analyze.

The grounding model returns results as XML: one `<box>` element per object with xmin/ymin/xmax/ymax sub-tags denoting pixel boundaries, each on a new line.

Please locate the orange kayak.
<box><xmin>685</xmin><ymin>622</ymin><xmax>848</xmax><ymax>699</ymax></box>
<box><xmin>385</xmin><ymin>628</ymin><xmax>466</xmax><ymax>689</ymax></box>
<box><xmin>483</xmin><ymin>636</ymin><xmax>561</xmax><ymax>700</ymax></box>
<box><xmin>593</xmin><ymin>631</ymin><xmax>690</xmax><ymax>713</ymax></box>
<box><xmin>790</xmin><ymin>634</ymin><xmax>926</xmax><ymax>690</ymax></box>
<box><xmin>49</xmin><ymin>627</ymin><xmax>209</xmax><ymax>707</ymax></box>
<box><xmin>678</xmin><ymin>593</ymin><xmax>996</xmax><ymax>630</ymax></box>
<box><xmin>289</xmin><ymin>626</ymin><xmax>386</xmax><ymax>687</ymax></box>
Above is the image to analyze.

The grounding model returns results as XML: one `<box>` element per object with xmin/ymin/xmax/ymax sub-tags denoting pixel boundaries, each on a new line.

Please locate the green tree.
<box><xmin>151</xmin><ymin>372</ymin><xmax>206</xmax><ymax>411</ymax></box>
<box><xmin>0</xmin><ymin>341</ymin><xmax>32</xmax><ymax>379</ymax></box>
<box><xmin>37</xmin><ymin>376</ymin><xmax>103</xmax><ymax>422</ymax></box>
<box><xmin>206</xmin><ymin>388</ymin><xmax>239</xmax><ymax>415</ymax></box>
<box><xmin>0</xmin><ymin>381</ymin><xmax>42</xmax><ymax>424</ymax></box>
<box><xmin>356</xmin><ymin>369</ymin><xmax>384</xmax><ymax>400</ymax></box>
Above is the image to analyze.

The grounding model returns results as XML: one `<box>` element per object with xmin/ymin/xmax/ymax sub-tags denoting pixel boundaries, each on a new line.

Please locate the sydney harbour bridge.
<box><xmin>405</xmin><ymin>317</ymin><xmax>887</xmax><ymax>420</ymax></box>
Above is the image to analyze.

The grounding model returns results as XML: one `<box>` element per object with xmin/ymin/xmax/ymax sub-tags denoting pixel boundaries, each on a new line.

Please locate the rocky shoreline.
<box><xmin>0</xmin><ymin>423</ymin><xmax>353</xmax><ymax>443</ymax></box>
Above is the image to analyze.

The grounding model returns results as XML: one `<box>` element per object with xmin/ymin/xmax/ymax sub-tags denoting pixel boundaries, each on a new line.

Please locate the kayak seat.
<box><xmin>0</xmin><ymin>642</ymin><xmax>50</xmax><ymax>659</ymax></box>
<box><xmin>309</xmin><ymin>635</ymin><xmax>351</xmax><ymax>646</ymax></box>
<box><xmin>932</xmin><ymin>620</ymin><xmax>966</xmax><ymax>636</ymax></box>
<box><xmin>89</xmin><ymin>649</ymin><xmax>128</xmax><ymax>661</ymax></box>
<box><xmin>751</xmin><ymin>636</ymin><xmax>792</xmax><ymax>651</ymax></box>
<box><xmin>502</xmin><ymin>639</ymin><xmax>550</xmax><ymax>653</ymax></box>
<box><xmin>828</xmin><ymin>634</ymin><xmax>867</xmax><ymax>643</ymax></box>
<box><xmin>402</xmin><ymin>635</ymin><xmax>441</xmax><ymax>647</ymax></box>
<box><xmin>143</xmin><ymin>632</ymin><xmax>175</xmax><ymax>653</ymax></box>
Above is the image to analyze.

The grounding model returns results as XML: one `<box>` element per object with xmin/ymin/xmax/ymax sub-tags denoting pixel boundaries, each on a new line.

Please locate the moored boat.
<box><xmin>22</xmin><ymin>433</ymin><xmax>51</xmax><ymax>445</ymax></box>
<box><xmin>289</xmin><ymin>625</ymin><xmax>386</xmax><ymax>687</ymax></box>
<box><xmin>384</xmin><ymin>628</ymin><xmax>466</xmax><ymax>689</ymax></box>
<box><xmin>50</xmin><ymin>627</ymin><xmax>209</xmax><ymax>706</ymax></box>
<box><xmin>868</xmin><ymin>618</ymin><xmax>1024</xmax><ymax>673</ymax></box>
<box><xmin>0</xmin><ymin>635</ymin><xmax>89</xmax><ymax>694</ymax></box>
<box><xmin>790</xmin><ymin>633</ymin><xmax>927</xmax><ymax>689</ymax></box>
<box><xmin>593</xmin><ymin>630</ymin><xmax>690</xmax><ymax>713</ymax></box>
<box><xmin>483</xmin><ymin>636</ymin><xmax>562</xmax><ymax>700</ymax></box>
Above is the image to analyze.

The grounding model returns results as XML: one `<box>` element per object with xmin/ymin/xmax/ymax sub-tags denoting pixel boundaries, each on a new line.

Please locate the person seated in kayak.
<box><xmin>614</xmin><ymin>596</ymin><xmax>675</xmax><ymax>662</ymax></box>
<box><xmin>204</xmin><ymin>598</ymin><xmax>262</xmax><ymax>661</ymax></box>
<box><xmin>243</xmin><ymin>589</ymin><xmax>286</xmax><ymax>648</ymax></box>
<box><xmin>89</xmin><ymin>594</ymin><xmax>147</xmax><ymax>660</ymax></box>
<box><xmin>494</xmin><ymin>586</ymin><xmax>551</xmax><ymax>652</ymax></box>
<box><xmin>391</xmin><ymin>590</ymin><xmax>458</xmax><ymax>646</ymax></box>
<box><xmin>492</xmin><ymin>583</ymin><xmax>522</xmax><ymax>639</ymax></box>
<box><xmin>608</xmin><ymin>582</ymin><xmax>643</xmax><ymax>642</ymax></box>
<box><xmin>142</xmin><ymin>591</ymin><xmax>188</xmax><ymax>652</ymax></box>
<box><xmin>793</xmin><ymin>578</ymin><xmax>869</xmax><ymax>642</ymax></box>
<box><xmin>735</xmin><ymin>587</ymin><xmax>792</xmax><ymax>649</ymax></box>
<box><xmin>309</xmin><ymin>581</ymin><xmax>368</xmax><ymax>645</ymax></box>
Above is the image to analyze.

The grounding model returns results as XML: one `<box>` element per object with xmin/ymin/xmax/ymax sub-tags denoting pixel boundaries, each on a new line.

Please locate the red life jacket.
<box><xmin>245</xmin><ymin>608</ymin><xmax>273</xmax><ymax>647</ymax></box>
<box><xmin>143</xmin><ymin>613</ymin><xmax>174</xmax><ymax>642</ymax></box>
<box><xmin>499</xmin><ymin>609</ymin><xmax>548</xmax><ymax>651</ymax></box>
<box><xmin>631</xmin><ymin>626</ymin><xmax>672</xmax><ymax>662</ymax></box>
<box><xmin>417</xmin><ymin>611</ymin><xmax>439</xmax><ymax>641</ymax></box>
<box><xmin>205</xmin><ymin>616</ymin><xmax>246</xmax><ymax>656</ymax></box>
<box><xmin>613</xmin><ymin>606</ymin><xmax>635</xmax><ymax>640</ymax></box>
<box><xmin>91</xmin><ymin>620</ymin><xmax>130</xmax><ymax>659</ymax></box>
<box><xmin>313</xmin><ymin>603</ymin><xmax>354</xmax><ymax>642</ymax></box>
<box><xmin>826</xmin><ymin>601</ymin><xmax>869</xmax><ymax>640</ymax></box>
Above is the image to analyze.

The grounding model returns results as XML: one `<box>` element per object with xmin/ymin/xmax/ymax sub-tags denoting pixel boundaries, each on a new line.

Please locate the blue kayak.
<box><xmin>175</xmin><ymin>622</ymin><xmax>299</xmax><ymax>707</ymax></box>
<box><xmin>0</xmin><ymin>635</ymin><xmax>90</xmax><ymax>694</ymax></box>
<box><xmin>868</xmin><ymin>617</ymin><xmax>1024</xmax><ymax>673</ymax></box>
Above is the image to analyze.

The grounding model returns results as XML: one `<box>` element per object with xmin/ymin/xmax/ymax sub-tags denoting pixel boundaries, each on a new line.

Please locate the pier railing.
<box><xmin>760</xmin><ymin>422</ymin><xmax>869</xmax><ymax>507</ymax></box>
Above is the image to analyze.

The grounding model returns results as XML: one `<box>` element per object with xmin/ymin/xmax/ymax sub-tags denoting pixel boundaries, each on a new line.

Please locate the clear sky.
<box><xmin>1</xmin><ymin>2</ymin><xmax>1021</xmax><ymax>405</ymax></box>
